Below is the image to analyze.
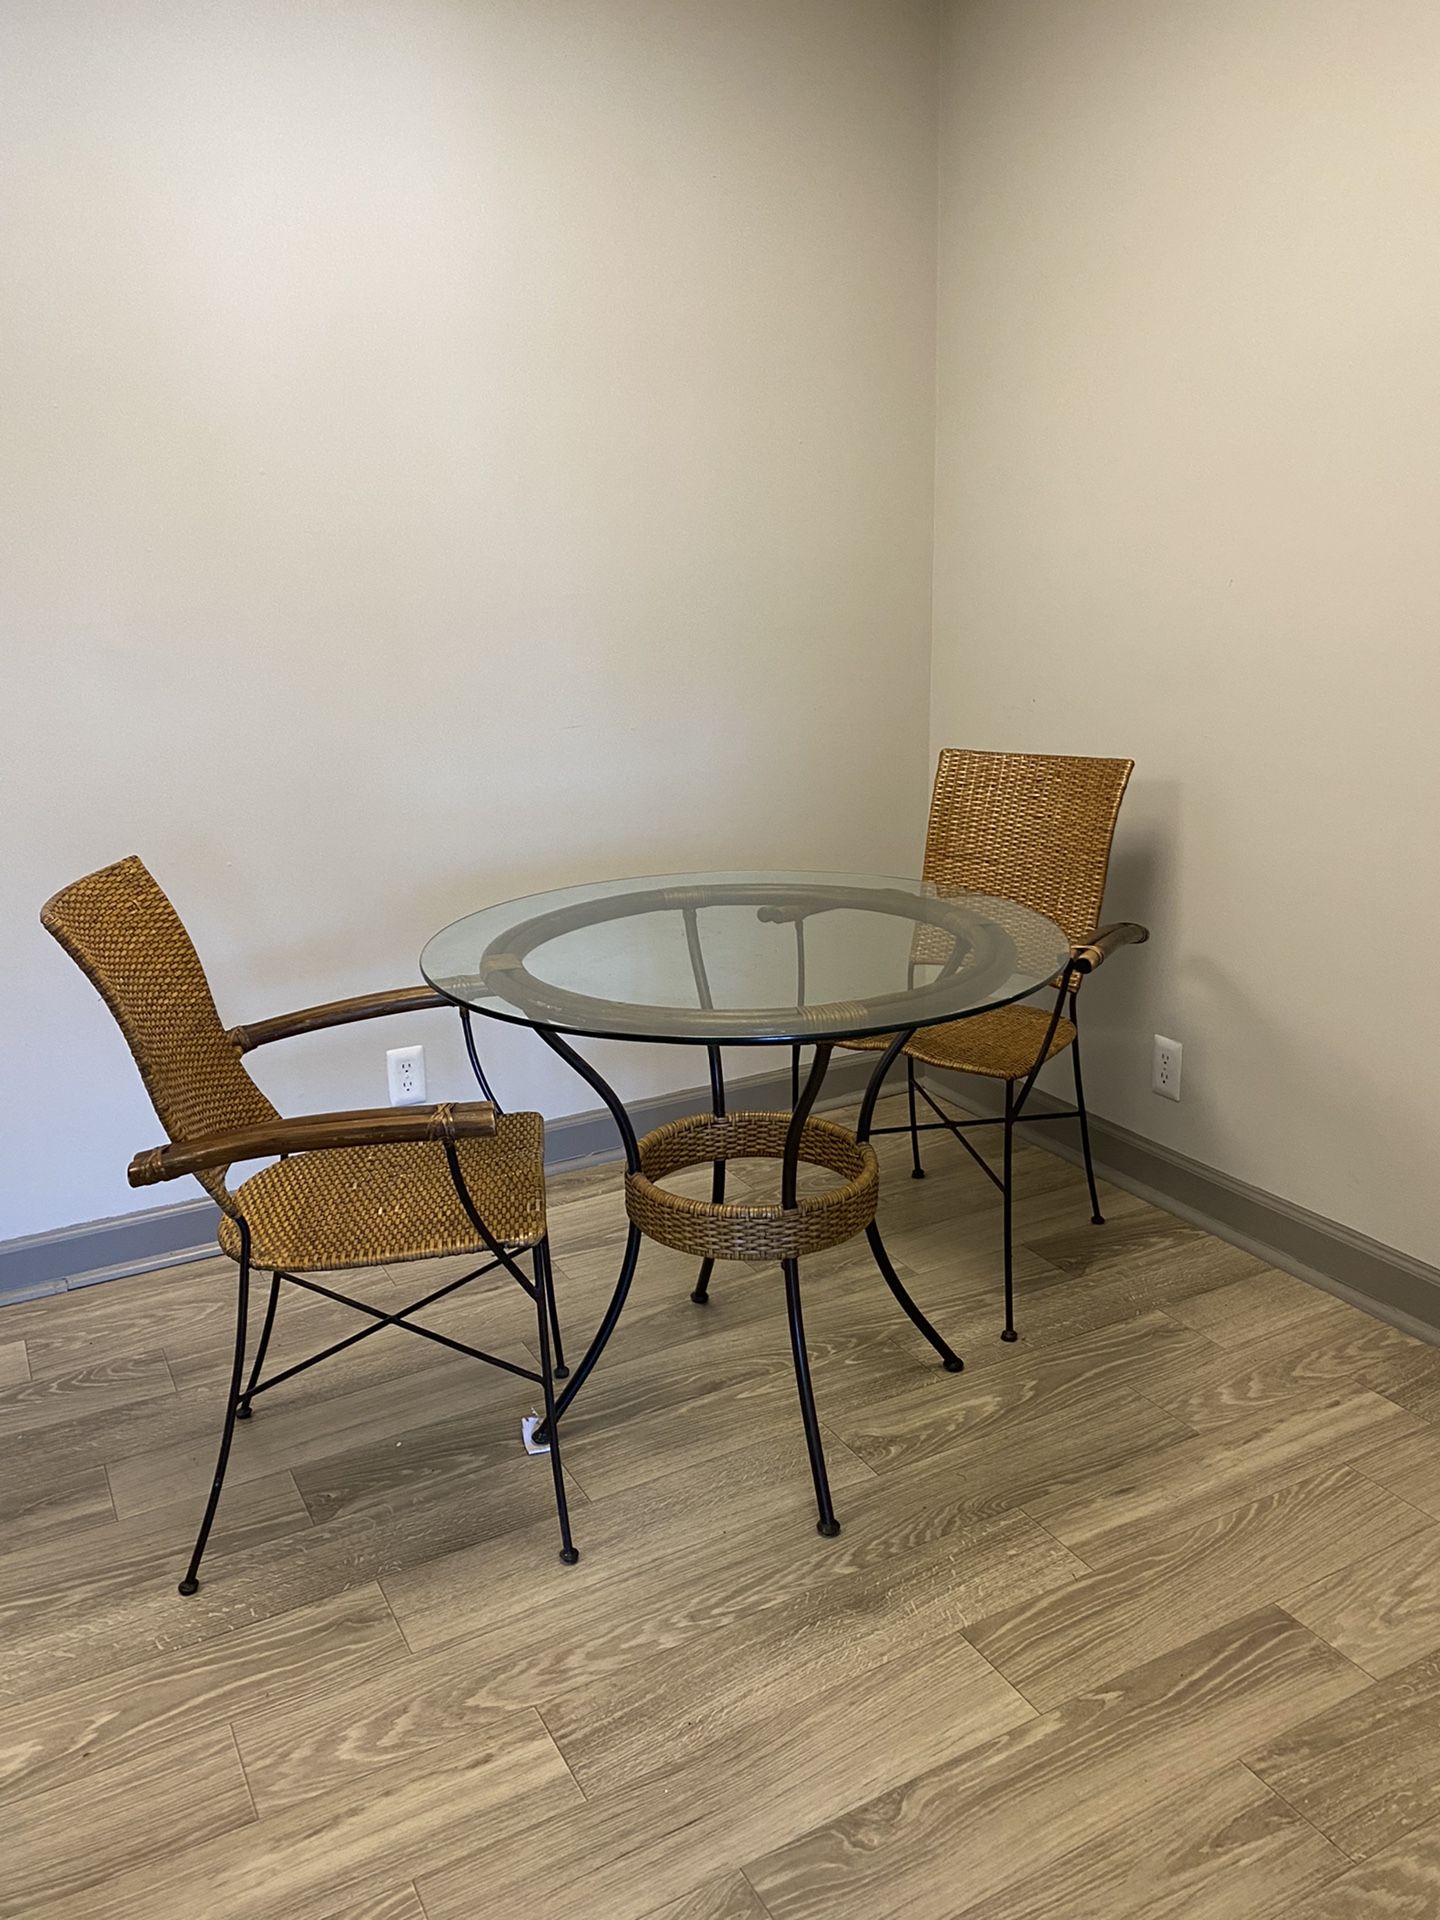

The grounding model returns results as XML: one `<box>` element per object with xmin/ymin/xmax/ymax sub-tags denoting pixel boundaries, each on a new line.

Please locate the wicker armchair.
<box><xmin>42</xmin><ymin>856</ymin><xmax>578</xmax><ymax>1591</ymax></box>
<box><xmin>845</xmin><ymin>751</ymin><xmax>1148</xmax><ymax>1339</ymax></box>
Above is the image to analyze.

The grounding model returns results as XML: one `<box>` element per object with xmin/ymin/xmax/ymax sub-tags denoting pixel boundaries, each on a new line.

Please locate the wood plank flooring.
<box><xmin>4</xmin><ymin>1098</ymin><xmax>1440</xmax><ymax>1916</ymax></box>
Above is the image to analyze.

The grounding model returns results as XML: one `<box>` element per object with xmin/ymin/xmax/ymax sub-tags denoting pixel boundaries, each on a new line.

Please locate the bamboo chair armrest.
<box><xmin>128</xmin><ymin>1101</ymin><xmax>498</xmax><ymax>1187</ymax></box>
<box><xmin>1070</xmin><ymin>922</ymin><xmax>1149</xmax><ymax>975</ymax></box>
<box><xmin>227</xmin><ymin>985</ymin><xmax>451</xmax><ymax>1053</ymax></box>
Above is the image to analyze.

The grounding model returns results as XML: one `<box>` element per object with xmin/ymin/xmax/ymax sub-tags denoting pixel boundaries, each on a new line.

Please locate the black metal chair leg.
<box><xmin>906</xmin><ymin>1056</ymin><xmax>926</xmax><ymax>1180</ymax></box>
<box><xmin>543</xmin><ymin>1249</ymin><xmax>569</xmax><ymax>1378</ymax></box>
<box><xmin>782</xmin><ymin>1258</ymin><xmax>840</xmax><ymax>1537</ymax></box>
<box><xmin>1069</xmin><ymin>1001</ymin><xmax>1104</xmax><ymax>1226</ymax></box>
<box><xmin>533</xmin><ymin>1240</ymin><xmax>579</xmax><ymax>1565</ymax></box>
<box><xmin>235</xmin><ymin>1271</ymin><xmax>281</xmax><ymax>1418</ymax></box>
<box><xmin>1001</xmin><ymin>1080</ymin><xmax>1018</xmax><ymax>1341</ymax></box>
<box><xmin>179</xmin><ymin>1218</ymin><xmax>252</xmax><ymax>1594</ymax></box>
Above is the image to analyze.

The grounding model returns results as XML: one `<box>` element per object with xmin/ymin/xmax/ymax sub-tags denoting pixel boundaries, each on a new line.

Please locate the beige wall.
<box><xmin>934</xmin><ymin>0</ymin><xmax>1440</xmax><ymax>1262</ymax></box>
<box><xmin>0</xmin><ymin>0</ymin><xmax>941</xmax><ymax>1240</ymax></box>
<box><xmin>9</xmin><ymin>0</ymin><xmax>1435</xmax><ymax>1268</ymax></box>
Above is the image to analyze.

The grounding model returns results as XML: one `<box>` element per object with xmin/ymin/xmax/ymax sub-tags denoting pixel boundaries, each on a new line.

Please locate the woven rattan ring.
<box><xmin>625</xmin><ymin>1110</ymin><xmax>879</xmax><ymax>1264</ymax></box>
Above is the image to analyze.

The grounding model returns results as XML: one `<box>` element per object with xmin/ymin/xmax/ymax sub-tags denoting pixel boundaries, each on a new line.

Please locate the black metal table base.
<box><xmin>531</xmin><ymin>1024</ymin><xmax>963</xmax><ymax>1535</ymax></box>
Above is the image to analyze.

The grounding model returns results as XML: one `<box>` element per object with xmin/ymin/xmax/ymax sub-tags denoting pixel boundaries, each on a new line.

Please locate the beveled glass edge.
<box><xmin>418</xmin><ymin>970</ymin><xmax>1065</xmax><ymax>1047</ymax></box>
<box><xmin>420</xmin><ymin>870</ymin><xmax>1071</xmax><ymax>1047</ymax></box>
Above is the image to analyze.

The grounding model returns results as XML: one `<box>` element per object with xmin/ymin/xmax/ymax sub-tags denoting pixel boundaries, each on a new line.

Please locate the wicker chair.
<box><xmin>845</xmin><ymin>751</ymin><xmax>1148</xmax><ymax>1340</ymax></box>
<box><xmin>41</xmin><ymin>856</ymin><xmax>578</xmax><ymax>1592</ymax></box>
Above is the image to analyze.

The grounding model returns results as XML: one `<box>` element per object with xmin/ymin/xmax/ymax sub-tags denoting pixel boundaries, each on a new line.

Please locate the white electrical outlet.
<box><xmin>386</xmin><ymin>1044</ymin><xmax>427</xmax><ymax>1107</ymax></box>
<box><xmin>1152</xmin><ymin>1034</ymin><xmax>1182</xmax><ymax>1102</ymax></box>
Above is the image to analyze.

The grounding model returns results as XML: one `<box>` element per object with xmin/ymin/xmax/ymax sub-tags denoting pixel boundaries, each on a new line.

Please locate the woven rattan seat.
<box><xmin>216</xmin><ymin>1111</ymin><xmax>545</xmax><ymax>1272</ymax></box>
<box><xmin>626</xmin><ymin>1111</ymin><xmax>878</xmax><ymax>1264</ymax></box>
<box><xmin>845</xmin><ymin>1003</ymin><xmax>1078</xmax><ymax>1082</ymax></box>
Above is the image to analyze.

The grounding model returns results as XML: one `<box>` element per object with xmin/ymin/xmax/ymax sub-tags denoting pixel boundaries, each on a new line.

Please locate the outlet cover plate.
<box><xmin>1152</xmin><ymin>1034</ymin><xmax>1182</xmax><ymax>1102</ymax></box>
<box><xmin>386</xmin><ymin>1044</ymin><xmax>427</xmax><ymax>1107</ymax></box>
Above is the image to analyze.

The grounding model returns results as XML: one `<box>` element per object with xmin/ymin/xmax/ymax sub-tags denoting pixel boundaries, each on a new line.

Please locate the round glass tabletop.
<box><xmin>421</xmin><ymin>871</ymin><xmax>1072</xmax><ymax>1047</ymax></box>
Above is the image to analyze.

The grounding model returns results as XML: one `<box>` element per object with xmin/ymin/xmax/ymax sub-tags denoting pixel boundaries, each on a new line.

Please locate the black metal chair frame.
<box><xmin>178</xmin><ymin>1014</ymin><xmax>578</xmax><ymax>1595</ymax></box>
<box><xmin>866</xmin><ymin>970</ymin><xmax>1101</xmax><ymax>1341</ymax></box>
<box><xmin>783</xmin><ymin>914</ymin><xmax>1108</xmax><ymax>1344</ymax></box>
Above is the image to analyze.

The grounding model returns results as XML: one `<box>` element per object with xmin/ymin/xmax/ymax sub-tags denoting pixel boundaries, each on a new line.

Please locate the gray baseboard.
<box><xmin>922</xmin><ymin>1068</ymin><xmax>1440</xmax><ymax>1345</ymax></box>
<box><xmin>0</xmin><ymin>1055</ymin><xmax>876</xmax><ymax>1308</ymax></box>
<box><xmin>0</xmin><ymin>1199</ymin><xmax>227</xmax><ymax>1306</ymax></box>
<box><xmin>13</xmin><ymin>1052</ymin><xmax>1428</xmax><ymax>1344</ymax></box>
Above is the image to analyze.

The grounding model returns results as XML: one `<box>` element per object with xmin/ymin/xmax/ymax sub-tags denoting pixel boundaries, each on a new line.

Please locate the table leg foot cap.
<box><xmin>559</xmin><ymin>1547</ymin><xmax>580</xmax><ymax>1566</ymax></box>
<box><xmin>178</xmin><ymin>1577</ymin><xmax>199</xmax><ymax>1597</ymax></box>
<box><xmin>943</xmin><ymin>1356</ymin><xmax>964</xmax><ymax>1372</ymax></box>
<box><xmin>911</xmin><ymin>1169</ymin><xmax>926</xmax><ymax>1180</ymax></box>
<box><xmin>1000</xmin><ymin>1328</ymin><xmax>1019</xmax><ymax>1343</ymax></box>
<box><xmin>689</xmin><ymin>1290</ymin><xmax>710</xmax><ymax>1305</ymax></box>
<box><xmin>817</xmin><ymin>1519</ymin><xmax>842</xmax><ymax>1538</ymax></box>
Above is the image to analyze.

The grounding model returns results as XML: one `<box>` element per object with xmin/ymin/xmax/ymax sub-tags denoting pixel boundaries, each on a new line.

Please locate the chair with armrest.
<box><xmin>41</xmin><ymin>855</ymin><xmax>578</xmax><ymax>1593</ymax></box>
<box><xmin>844</xmin><ymin>750</ymin><xmax>1148</xmax><ymax>1340</ymax></box>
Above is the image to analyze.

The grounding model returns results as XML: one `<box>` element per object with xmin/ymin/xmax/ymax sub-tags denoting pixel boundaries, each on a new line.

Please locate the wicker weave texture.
<box><xmin>216</xmin><ymin>1111</ymin><xmax>546</xmax><ymax>1271</ymax></box>
<box><xmin>915</xmin><ymin>750</ymin><xmax>1133</xmax><ymax>964</ymax></box>
<box><xmin>846</xmin><ymin>1003</ymin><xmax>1078</xmax><ymax>1081</ymax></box>
<box><xmin>40</xmin><ymin>857</ymin><xmax>277</xmax><ymax>1210</ymax></box>
<box><xmin>626</xmin><ymin>1111</ymin><xmax>879</xmax><ymax>1263</ymax></box>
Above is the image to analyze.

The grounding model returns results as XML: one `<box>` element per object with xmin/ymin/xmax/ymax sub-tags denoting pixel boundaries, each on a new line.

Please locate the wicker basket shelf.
<box><xmin>625</xmin><ymin>1110</ymin><xmax>879</xmax><ymax>1265</ymax></box>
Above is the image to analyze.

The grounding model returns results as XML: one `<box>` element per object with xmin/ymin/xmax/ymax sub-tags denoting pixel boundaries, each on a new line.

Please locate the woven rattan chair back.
<box><xmin>922</xmin><ymin>750</ymin><xmax>1133</xmax><ymax>954</ymax></box>
<box><xmin>41</xmin><ymin>856</ymin><xmax>277</xmax><ymax>1209</ymax></box>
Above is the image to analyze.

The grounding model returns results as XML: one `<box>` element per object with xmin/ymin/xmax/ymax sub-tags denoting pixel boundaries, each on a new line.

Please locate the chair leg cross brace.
<box><xmin>244</xmin><ymin>1264</ymin><xmax>547</xmax><ymax>1390</ymax></box>
<box><xmin>236</xmin><ymin>1253</ymin><xmax>540</xmax><ymax>1416</ymax></box>
<box><xmin>178</xmin><ymin>1150</ymin><xmax>577</xmax><ymax>1592</ymax></box>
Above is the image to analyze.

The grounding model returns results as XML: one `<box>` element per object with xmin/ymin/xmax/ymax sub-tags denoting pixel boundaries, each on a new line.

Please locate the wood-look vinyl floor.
<box><xmin>4</xmin><ymin>1097</ymin><xmax>1440</xmax><ymax>1917</ymax></box>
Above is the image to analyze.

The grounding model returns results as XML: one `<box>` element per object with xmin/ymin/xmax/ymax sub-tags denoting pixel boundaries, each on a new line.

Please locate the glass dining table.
<box><xmin>422</xmin><ymin>871</ymin><xmax>1071</xmax><ymax>1530</ymax></box>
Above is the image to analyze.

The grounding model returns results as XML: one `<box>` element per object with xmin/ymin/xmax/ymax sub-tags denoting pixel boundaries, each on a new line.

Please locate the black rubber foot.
<box><xmin>559</xmin><ymin>1546</ymin><xmax>580</xmax><ymax>1565</ymax></box>
<box><xmin>690</xmin><ymin>1290</ymin><xmax>711</xmax><ymax>1305</ymax></box>
<box><xmin>943</xmin><ymin>1356</ymin><xmax>964</xmax><ymax>1372</ymax></box>
<box><xmin>817</xmin><ymin>1518</ymin><xmax>842</xmax><ymax>1538</ymax></box>
<box><xmin>1091</xmin><ymin>1214</ymin><xmax>1105</xmax><ymax>1226</ymax></box>
<box><xmin>910</xmin><ymin>1168</ymin><xmax>926</xmax><ymax>1180</ymax></box>
<box><xmin>1000</xmin><ymin>1328</ymin><xmax>1019</xmax><ymax>1343</ymax></box>
<box><xmin>553</xmin><ymin>1364</ymin><xmax>570</xmax><ymax>1379</ymax></box>
<box><xmin>178</xmin><ymin>1577</ymin><xmax>199</xmax><ymax>1596</ymax></box>
<box><xmin>235</xmin><ymin>1404</ymin><xmax>253</xmax><ymax>1420</ymax></box>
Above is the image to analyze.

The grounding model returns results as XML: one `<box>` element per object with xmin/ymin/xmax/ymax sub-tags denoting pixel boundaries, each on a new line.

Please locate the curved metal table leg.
<box><xmin>691</xmin><ymin>1043</ymin><xmax>727</xmax><ymax>1305</ymax></box>
<box><xmin>459</xmin><ymin>1006</ymin><xmax>504</xmax><ymax>1110</ymax></box>
<box><xmin>856</xmin><ymin>1030</ymin><xmax>965</xmax><ymax>1372</ymax></box>
<box><xmin>532</xmin><ymin>1016</ymin><xmax>965</xmax><ymax>1455</ymax></box>
<box><xmin>531</xmin><ymin>1026</ymin><xmax>645</xmax><ymax>1438</ymax></box>
<box><xmin>782</xmin><ymin>1045</ymin><xmax>843</xmax><ymax>1534</ymax></box>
